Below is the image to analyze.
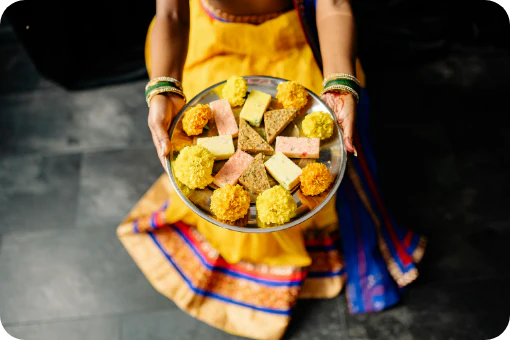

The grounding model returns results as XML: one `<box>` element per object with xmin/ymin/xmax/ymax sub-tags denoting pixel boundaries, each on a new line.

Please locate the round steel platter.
<box><xmin>166</xmin><ymin>76</ymin><xmax>346</xmax><ymax>233</ymax></box>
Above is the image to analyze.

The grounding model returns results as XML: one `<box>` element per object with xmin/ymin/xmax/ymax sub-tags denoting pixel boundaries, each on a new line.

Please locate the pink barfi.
<box><xmin>275</xmin><ymin>136</ymin><xmax>320</xmax><ymax>159</ymax></box>
<box><xmin>213</xmin><ymin>149</ymin><xmax>254</xmax><ymax>187</ymax></box>
<box><xmin>210</xmin><ymin>99</ymin><xmax>239</xmax><ymax>137</ymax></box>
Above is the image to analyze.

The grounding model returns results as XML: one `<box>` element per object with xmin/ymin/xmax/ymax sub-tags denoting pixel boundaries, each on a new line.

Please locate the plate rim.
<box><xmin>165</xmin><ymin>75</ymin><xmax>347</xmax><ymax>233</ymax></box>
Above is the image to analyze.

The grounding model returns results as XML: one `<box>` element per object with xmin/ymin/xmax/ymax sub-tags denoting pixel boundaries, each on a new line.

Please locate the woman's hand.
<box><xmin>148</xmin><ymin>94</ymin><xmax>186</xmax><ymax>169</ymax></box>
<box><xmin>321</xmin><ymin>91</ymin><xmax>357</xmax><ymax>156</ymax></box>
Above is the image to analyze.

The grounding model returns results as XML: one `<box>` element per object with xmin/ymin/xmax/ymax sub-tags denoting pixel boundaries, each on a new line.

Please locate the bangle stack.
<box><xmin>320</xmin><ymin>73</ymin><xmax>361</xmax><ymax>103</ymax></box>
<box><xmin>145</xmin><ymin>77</ymin><xmax>186</xmax><ymax>107</ymax></box>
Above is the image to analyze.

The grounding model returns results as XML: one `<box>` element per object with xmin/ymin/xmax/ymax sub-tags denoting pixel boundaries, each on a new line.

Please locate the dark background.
<box><xmin>1</xmin><ymin>0</ymin><xmax>509</xmax><ymax>339</ymax></box>
<box><xmin>3</xmin><ymin>0</ymin><xmax>510</xmax><ymax>89</ymax></box>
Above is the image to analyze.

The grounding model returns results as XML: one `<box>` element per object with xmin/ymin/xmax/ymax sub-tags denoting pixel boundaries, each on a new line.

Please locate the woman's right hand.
<box><xmin>148</xmin><ymin>93</ymin><xmax>186</xmax><ymax>170</ymax></box>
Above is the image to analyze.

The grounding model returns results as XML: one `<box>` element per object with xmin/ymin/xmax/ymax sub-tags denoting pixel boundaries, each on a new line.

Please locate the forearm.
<box><xmin>150</xmin><ymin>0</ymin><xmax>190</xmax><ymax>80</ymax></box>
<box><xmin>316</xmin><ymin>0</ymin><xmax>356</xmax><ymax>76</ymax></box>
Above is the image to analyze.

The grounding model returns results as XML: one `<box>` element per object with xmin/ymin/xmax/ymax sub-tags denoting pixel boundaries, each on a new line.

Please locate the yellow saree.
<box><xmin>117</xmin><ymin>1</ymin><xmax>424</xmax><ymax>339</ymax></box>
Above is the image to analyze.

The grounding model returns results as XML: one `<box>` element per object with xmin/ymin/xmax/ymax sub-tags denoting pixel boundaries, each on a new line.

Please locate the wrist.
<box><xmin>150</xmin><ymin>92</ymin><xmax>184</xmax><ymax>109</ymax></box>
<box><xmin>145</xmin><ymin>77</ymin><xmax>186</xmax><ymax>107</ymax></box>
<box><xmin>150</xmin><ymin>93</ymin><xmax>170</xmax><ymax>105</ymax></box>
<box><xmin>321</xmin><ymin>73</ymin><xmax>360</xmax><ymax>103</ymax></box>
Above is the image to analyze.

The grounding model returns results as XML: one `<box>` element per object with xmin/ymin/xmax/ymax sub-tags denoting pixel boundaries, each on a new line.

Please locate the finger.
<box><xmin>148</xmin><ymin>112</ymin><xmax>160</xmax><ymax>148</ymax></box>
<box><xmin>160</xmin><ymin>154</ymin><xmax>169</xmax><ymax>173</ymax></box>
<box><xmin>344</xmin><ymin>136</ymin><xmax>355</xmax><ymax>155</ymax></box>
<box><xmin>148</xmin><ymin>116</ymin><xmax>169</xmax><ymax>170</ymax></box>
<box><xmin>342</xmin><ymin>115</ymin><xmax>357</xmax><ymax>155</ymax></box>
<box><xmin>153</xmin><ymin>126</ymin><xmax>171</xmax><ymax>157</ymax></box>
<box><xmin>150</xmin><ymin>130</ymin><xmax>168</xmax><ymax>170</ymax></box>
<box><xmin>148</xmin><ymin>114</ymin><xmax>171</xmax><ymax>155</ymax></box>
<box><xmin>149</xmin><ymin>123</ymin><xmax>161</xmax><ymax>155</ymax></box>
<box><xmin>344</xmin><ymin>136</ymin><xmax>357</xmax><ymax>157</ymax></box>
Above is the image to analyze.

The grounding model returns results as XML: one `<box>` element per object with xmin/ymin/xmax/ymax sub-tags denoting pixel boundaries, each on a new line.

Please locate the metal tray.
<box><xmin>165</xmin><ymin>76</ymin><xmax>346</xmax><ymax>233</ymax></box>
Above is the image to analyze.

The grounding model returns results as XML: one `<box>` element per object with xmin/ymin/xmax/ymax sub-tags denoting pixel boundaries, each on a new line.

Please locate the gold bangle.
<box><xmin>323</xmin><ymin>73</ymin><xmax>360</xmax><ymax>85</ymax></box>
<box><xmin>146</xmin><ymin>87</ymin><xmax>186</xmax><ymax>107</ymax></box>
<box><xmin>323</xmin><ymin>73</ymin><xmax>361</xmax><ymax>87</ymax></box>
<box><xmin>145</xmin><ymin>77</ymin><xmax>183</xmax><ymax>91</ymax></box>
<box><xmin>146</xmin><ymin>77</ymin><xmax>183</xmax><ymax>90</ymax></box>
<box><xmin>320</xmin><ymin>85</ymin><xmax>360</xmax><ymax>103</ymax></box>
<box><xmin>146</xmin><ymin>87</ymin><xmax>186</xmax><ymax>106</ymax></box>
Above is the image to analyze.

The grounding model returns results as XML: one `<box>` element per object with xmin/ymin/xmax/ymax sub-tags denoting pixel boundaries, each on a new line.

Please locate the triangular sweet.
<box><xmin>239</xmin><ymin>154</ymin><xmax>271</xmax><ymax>194</ymax></box>
<box><xmin>264</xmin><ymin>109</ymin><xmax>297</xmax><ymax>144</ymax></box>
<box><xmin>238</xmin><ymin>119</ymin><xmax>274</xmax><ymax>155</ymax></box>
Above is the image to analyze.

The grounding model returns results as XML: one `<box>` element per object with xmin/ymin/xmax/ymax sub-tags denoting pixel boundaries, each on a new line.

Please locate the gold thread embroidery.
<box><xmin>201</xmin><ymin>0</ymin><xmax>286</xmax><ymax>24</ymax></box>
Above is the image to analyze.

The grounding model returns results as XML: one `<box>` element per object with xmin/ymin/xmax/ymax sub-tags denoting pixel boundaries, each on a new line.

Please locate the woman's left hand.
<box><xmin>321</xmin><ymin>91</ymin><xmax>357</xmax><ymax>156</ymax></box>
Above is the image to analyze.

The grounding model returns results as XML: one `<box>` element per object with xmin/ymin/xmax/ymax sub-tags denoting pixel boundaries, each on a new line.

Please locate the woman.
<box><xmin>117</xmin><ymin>0</ymin><xmax>426</xmax><ymax>339</ymax></box>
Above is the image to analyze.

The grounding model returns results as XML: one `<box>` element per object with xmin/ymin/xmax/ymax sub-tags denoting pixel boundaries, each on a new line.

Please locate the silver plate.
<box><xmin>165</xmin><ymin>76</ymin><xmax>346</xmax><ymax>233</ymax></box>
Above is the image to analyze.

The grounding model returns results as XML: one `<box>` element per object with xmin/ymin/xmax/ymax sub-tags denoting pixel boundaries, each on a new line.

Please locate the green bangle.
<box><xmin>146</xmin><ymin>87</ymin><xmax>186</xmax><ymax>107</ymax></box>
<box><xmin>145</xmin><ymin>81</ymin><xmax>182</xmax><ymax>98</ymax></box>
<box><xmin>323</xmin><ymin>78</ymin><xmax>361</xmax><ymax>96</ymax></box>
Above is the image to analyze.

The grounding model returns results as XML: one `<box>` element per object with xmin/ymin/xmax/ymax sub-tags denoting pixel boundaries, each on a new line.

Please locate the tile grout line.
<box><xmin>1</xmin><ymin>144</ymin><xmax>155</xmax><ymax>160</ymax></box>
<box><xmin>2</xmin><ymin>305</ymin><xmax>177</xmax><ymax>329</ymax></box>
<box><xmin>0</xmin><ymin>79</ymin><xmax>149</xmax><ymax>100</ymax></box>
<box><xmin>117</xmin><ymin>315</ymin><xmax>123</xmax><ymax>340</ymax></box>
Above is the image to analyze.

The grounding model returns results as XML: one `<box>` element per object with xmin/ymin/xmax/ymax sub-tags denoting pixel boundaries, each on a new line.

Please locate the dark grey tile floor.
<box><xmin>1</xmin><ymin>18</ymin><xmax>509</xmax><ymax>340</ymax></box>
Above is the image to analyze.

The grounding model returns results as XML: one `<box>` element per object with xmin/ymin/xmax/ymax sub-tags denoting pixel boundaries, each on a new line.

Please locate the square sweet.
<box><xmin>264</xmin><ymin>152</ymin><xmax>302</xmax><ymax>191</ymax></box>
<box><xmin>275</xmin><ymin>136</ymin><xmax>320</xmax><ymax>159</ymax></box>
<box><xmin>213</xmin><ymin>149</ymin><xmax>254</xmax><ymax>188</ymax></box>
<box><xmin>210</xmin><ymin>99</ymin><xmax>239</xmax><ymax>137</ymax></box>
<box><xmin>239</xmin><ymin>89</ymin><xmax>272</xmax><ymax>127</ymax></box>
<box><xmin>196</xmin><ymin>135</ymin><xmax>235</xmax><ymax>160</ymax></box>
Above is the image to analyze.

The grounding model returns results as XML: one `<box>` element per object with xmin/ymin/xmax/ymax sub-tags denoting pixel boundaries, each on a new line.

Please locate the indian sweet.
<box><xmin>209</xmin><ymin>98</ymin><xmax>239</xmax><ymax>137</ymax></box>
<box><xmin>275</xmin><ymin>136</ymin><xmax>320</xmax><ymax>159</ymax></box>
<box><xmin>213</xmin><ymin>149</ymin><xmax>254</xmax><ymax>188</ymax></box>
<box><xmin>264</xmin><ymin>152</ymin><xmax>302</xmax><ymax>191</ymax></box>
<box><xmin>239</xmin><ymin>89</ymin><xmax>272</xmax><ymax>127</ymax></box>
<box><xmin>238</xmin><ymin>119</ymin><xmax>274</xmax><ymax>155</ymax></box>
<box><xmin>196</xmin><ymin>135</ymin><xmax>235</xmax><ymax>160</ymax></box>
<box><xmin>264</xmin><ymin>108</ymin><xmax>297</xmax><ymax>144</ymax></box>
<box><xmin>239</xmin><ymin>153</ymin><xmax>271</xmax><ymax>195</ymax></box>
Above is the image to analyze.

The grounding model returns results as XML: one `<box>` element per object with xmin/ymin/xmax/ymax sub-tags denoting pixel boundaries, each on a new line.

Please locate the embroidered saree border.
<box><xmin>149</xmin><ymin>230</ymin><xmax>299</xmax><ymax>313</ymax></box>
<box><xmin>122</xmin><ymin>206</ymin><xmax>347</xmax><ymax>311</ymax></box>
<box><xmin>117</xmin><ymin>229</ymin><xmax>290</xmax><ymax>340</ymax></box>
